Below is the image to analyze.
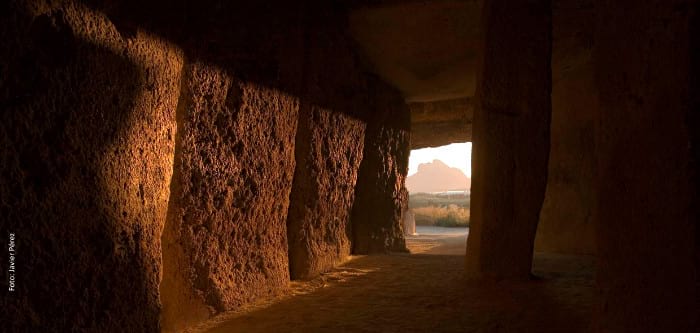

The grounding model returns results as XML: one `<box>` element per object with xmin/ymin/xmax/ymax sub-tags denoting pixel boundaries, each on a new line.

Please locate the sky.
<box><xmin>408</xmin><ymin>142</ymin><xmax>472</xmax><ymax>177</ymax></box>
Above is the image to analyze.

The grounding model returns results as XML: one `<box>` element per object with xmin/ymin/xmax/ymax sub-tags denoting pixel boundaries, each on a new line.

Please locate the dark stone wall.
<box><xmin>0</xmin><ymin>1</ymin><xmax>182</xmax><ymax>332</ymax></box>
<box><xmin>287</xmin><ymin>10</ymin><xmax>370</xmax><ymax>279</ymax></box>
<box><xmin>0</xmin><ymin>1</ymin><xmax>415</xmax><ymax>331</ymax></box>
<box><xmin>593</xmin><ymin>0</ymin><xmax>698</xmax><ymax>331</ymax></box>
<box><xmin>161</xmin><ymin>62</ymin><xmax>300</xmax><ymax>331</ymax></box>
<box><xmin>408</xmin><ymin>98</ymin><xmax>473</xmax><ymax>149</ymax></box>
<box><xmin>150</xmin><ymin>2</ymin><xmax>307</xmax><ymax>331</ymax></box>
<box><xmin>535</xmin><ymin>0</ymin><xmax>597</xmax><ymax>255</ymax></box>
<box><xmin>466</xmin><ymin>0</ymin><xmax>552</xmax><ymax>279</ymax></box>
<box><xmin>287</xmin><ymin>105</ymin><xmax>365</xmax><ymax>279</ymax></box>
<box><xmin>351</xmin><ymin>78</ymin><xmax>411</xmax><ymax>254</ymax></box>
<box><xmin>535</xmin><ymin>62</ymin><xmax>597</xmax><ymax>255</ymax></box>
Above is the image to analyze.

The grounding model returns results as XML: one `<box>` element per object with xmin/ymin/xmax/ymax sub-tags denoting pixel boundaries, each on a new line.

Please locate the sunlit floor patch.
<box><xmin>189</xmin><ymin>229</ymin><xmax>595</xmax><ymax>333</ymax></box>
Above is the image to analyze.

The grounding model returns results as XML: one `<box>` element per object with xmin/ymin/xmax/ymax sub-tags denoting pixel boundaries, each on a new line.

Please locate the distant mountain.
<box><xmin>406</xmin><ymin>159</ymin><xmax>470</xmax><ymax>193</ymax></box>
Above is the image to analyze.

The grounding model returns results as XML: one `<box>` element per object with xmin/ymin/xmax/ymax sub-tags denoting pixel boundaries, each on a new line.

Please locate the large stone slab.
<box><xmin>161</xmin><ymin>62</ymin><xmax>299</xmax><ymax>331</ymax></box>
<box><xmin>0</xmin><ymin>2</ymin><xmax>182</xmax><ymax>331</ymax></box>
<box><xmin>287</xmin><ymin>106</ymin><xmax>365</xmax><ymax>279</ymax></box>
<box><xmin>465</xmin><ymin>0</ymin><xmax>552</xmax><ymax>279</ymax></box>
<box><xmin>535</xmin><ymin>1</ymin><xmax>597</xmax><ymax>255</ymax></box>
<box><xmin>593</xmin><ymin>0</ymin><xmax>697</xmax><ymax>331</ymax></box>
<box><xmin>351</xmin><ymin>79</ymin><xmax>411</xmax><ymax>254</ymax></box>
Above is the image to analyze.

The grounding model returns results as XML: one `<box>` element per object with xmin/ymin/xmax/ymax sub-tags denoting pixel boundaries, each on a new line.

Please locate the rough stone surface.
<box><xmin>535</xmin><ymin>63</ymin><xmax>596</xmax><ymax>255</ymax></box>
<box><xmin>287</xmin><ymin>106</ymin><xmax>365</xmax><ymax>279</ymax></box>
<box><xmin>466</xmin><ymin>0</ymin><xmax>552</xmax><ymax>279</ymax></box>
<box><xmin>593</xmin><ymin>1</ymin><xmax>698</xmax><ymax>331</ymax></box>
<box><xmin>409</xmin><ymin>98</ymin><xmax>472</xmax><ymax>149</ymax></box>
<box><xmin>286</xmin><ymin>11</ymin><xmax>369</xmax><ymax>280</ymax></box>
<box><xmin>535</xmin><ymin>0</ymin><xmax>596</xmax><ymax>255</ymax></box>
<box><xmin>0</xmin><ymin>1</ymin><xmax>182</xmax><ymax>332</ymax></box>
<box><xmin>13</xmin><ymin>2</ymin><xmax>696</xmax><ymax>333</ymax></box>
<box><xmin>161</xmin><ymin>62</ymin><xmax>299</xmax><ymax>331</ymax></box>
<box><xmin>353</xmin><ymin>1</ymin><xmax>604</xmax><ymax>155</ymax></box>
<box><xmin>349</xmin><ymin>0</ymin><xmax>480</xmax><ymax>102</ymax></box>
<box><xmin>351</xmin><ymin>79</ymin><xmax>411</xmax><ymax>254</ymax></box>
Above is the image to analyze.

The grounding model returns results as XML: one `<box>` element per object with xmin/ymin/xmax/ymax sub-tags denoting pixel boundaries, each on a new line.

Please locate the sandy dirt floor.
<box><xmin>189</xmin><ymin>226</ymin><xmax>596</xmax><ymax>333</ymax></box>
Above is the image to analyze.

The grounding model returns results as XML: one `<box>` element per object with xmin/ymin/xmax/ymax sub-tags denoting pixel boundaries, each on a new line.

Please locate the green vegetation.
<box><xmin>408</xmin><ymin>192</ymin><xmax>470</xmax><ymax>209</ymax></box>
<box><xmin>435</xmin><ymin>212</ymin><xmax>469</xmax><ymax>227</ymax></box>
<box><xmin>409</xmin><ymin>193</ymin><xmax>470</xmax><ymax>227</ymax></box>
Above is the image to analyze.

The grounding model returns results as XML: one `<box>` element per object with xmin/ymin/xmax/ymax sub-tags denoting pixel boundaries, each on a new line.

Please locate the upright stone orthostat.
<box><xmin>351</xmin><ymin>79</ymin><xmax>411</xmax><ymax>254</ymax></box>
<box><xmin>466</xmin><ymin>0</ymin><xmax>552</xmax><ymax>279</ymax></box>
<box><xmin>0</xmin><ymin>3</ymin><xmax>182</xmax><ymax>332</ymax></box>
<box><xmin>593</xmin><ymin>1</ymin><xmax>697</xmax><ymax>331</ymax></box>
<box><xmin>286</xmin><ymin>105</ymin><xmax>366</xmax><ymax>279</ymax></box>
<box><xmin>535</xmin><ymin>0</ymin><xmax>597</xmax><ymax>255</ymax></box>
<box><xmin>285</xmin><ymin>11</ymin><xmax>370</xmax><ymax>279</ymax></box>
<box><xmin>161</xmin><ymin>62</ymin><xmax>299</xmax><ymax>331</ymax></box>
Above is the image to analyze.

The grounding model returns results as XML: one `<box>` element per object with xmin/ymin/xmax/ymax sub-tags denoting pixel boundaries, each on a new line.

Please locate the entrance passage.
<box><xmin>406</xmin><ymin>226</ymin><xmax>469</xmax><ymax>255</ymax></box>
<box><xmin>191</xmin><ymin>228</ymin><xmax>595</xmax><ymax>333</ymax></box>
<box><xmin>406</xmin><ymin>142</ymin><xmax>472</xmax><ymax>233</ymax></box>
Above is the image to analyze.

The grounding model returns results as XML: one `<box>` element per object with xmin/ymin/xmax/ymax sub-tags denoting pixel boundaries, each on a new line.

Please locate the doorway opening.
<box><xmin>404</xmin><ymin>142</ymin><xmax>471</xmax><ymax>255</ymax></box>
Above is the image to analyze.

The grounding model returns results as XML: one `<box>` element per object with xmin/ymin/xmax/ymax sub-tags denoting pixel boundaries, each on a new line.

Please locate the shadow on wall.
<box><xmin>0</xmin><ymin>6</ymin><xmax>181</xmax><ymax>332</ymax></box>
<box><xmin>1</xmin><ymin>1</ymin><xmax>412</xmax><ymax>332</ymax></box>
<box><xmin>78</xmin><ymin>0</ymin><xmax>375</xmax><ymax>120</ymax></box>
<box><xmin>690</xmin><ymin>0</ymin><xmax>700</xmax><ymax>297</ymax></box>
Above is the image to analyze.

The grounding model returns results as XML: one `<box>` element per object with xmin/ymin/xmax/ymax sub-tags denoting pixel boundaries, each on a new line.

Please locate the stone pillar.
<box><xmin>285</xmin><ymin>9</ymin><xmax>371</xmax><ymax>280</ymax></box>
<box><xmin>465</xmin><ymin>0</ymin><xmax>552</xmax><ymax>279</ymax></box>
<box><xmin>0</xmin><ymin>3</ymin><xmax>182</xmax><ymax>332</ymax></box>
<box><xmin>403</xmin><ymin>209</ymin><xmax>416</xmax><ymax>236</ymax></box>
<box><xmin>593</xmin><ymin>1</ymin><xmax>697</xmax><ymax>331</ymax></box>
<box><xmin>161</xmin><ymin>63</ymin><xmax>300</xmax><ymax>331</ymax></box>
<box><xmin>351</xmin><ymin>79</ymin><xmax>411</xmax><ymax>254</ymax></box>
<box><xmin>535</xmin><ymin>1</ymin><xmax>597</xmax><ymax>255</ymax></box>
<box><xmin>286</xmin><ymin>104</ymin><xmax>365</xmax><ymax>280</ymax></box>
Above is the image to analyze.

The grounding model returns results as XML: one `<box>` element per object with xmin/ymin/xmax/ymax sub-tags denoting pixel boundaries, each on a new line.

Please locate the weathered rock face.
<box><xmin>287</xmin><ymin>106</ymin><xmax>365</xmax><ymax>279</ymax></box>
<box><xmin>466</xmin><ymin>0</ymin><xmax>552</xmax><ymax>279</ymax></box>
<box><xmin>409</xmin><ymin>98</ymin><xmax>473</xmax><ymax>149</ymax></box>
<box><xmin>161</xmin><ymin>63</ymin><xmax>299</xmax><ymax>330</ymax></box>
<box><xmin>146</xmin><ymin>2</ymin><xmax>305</xmax><ymax>331</ymax></box>
<box><xmin>593</xmin><ymin>0</ymin><xmax>698</xmax><ymax>331</ymax></box>
<box><xmin>1</xmin><ymin>1</ymin><xmax>417</xmax><ymax>332</ymax></box>
<box><xmin>351</xmin><ymin>79</ymin><xmax>411</xmax><ymax>254</ymax></box>
<box><xmin>286</xmin><ymin>13</ymin><xmax>370</xmax><ymax>280</ymax></box>
<box><xmin>0</xmin><ymin>2</ymin><xmax>182</xmax><ymax>332</ymax></box>
<box><xmin>535</xmin><ymin>0</ymin><xmax>596</xmax><ymax>255</ymax></box>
